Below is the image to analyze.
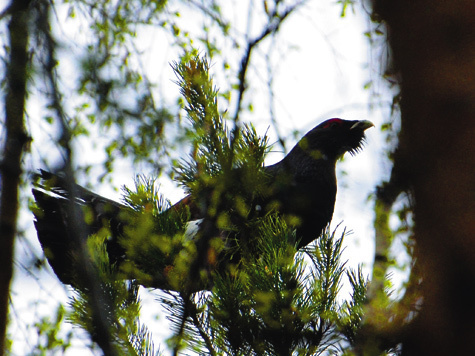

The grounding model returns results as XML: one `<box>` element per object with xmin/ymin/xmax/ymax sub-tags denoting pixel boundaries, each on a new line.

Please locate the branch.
<box><xmin>265</xmin><ymin>36</ymin><xmax>288</xmax><ymax>153</ymax></box>
<box><xmin>187</xmin><ymin>0</ymin><xmax>230</xmax><ymax>32</ymax></box>
<box><xmin>0</xmin><ymin>0</ymin><xmax>32</xmax><ymax>353</ymax></box>
<box><xmin>188</xmin><ymin>296</ymin><xmax>217</xmax><ymax>356</ymax></box>
<box><xmin>0</xmin><ymin>3</ymin><xmax>12</xmax><ymax>21</ymax></box>
<box><xmin>233</xmin><ymin>1</ymin><xmax>307</xmax><ymax>125</ymax></box>
<box><xmin>170</xmin><ymin>293</ymin><xmax>216</xmax><ymax>355</ymax></box>
<box><xmin>172</xmin><ymin>292</ymin><xmax>192</xmax><ymax>356</ymax></box>
<box><xmin>35</xmin><ymin>2</ymin><xmax>118</xmax><ymax>355</ymax></box>
<box><xmin>230</xmin><ymin>0</ymin><xmax>307</xmax><ymax>168</ymax></box>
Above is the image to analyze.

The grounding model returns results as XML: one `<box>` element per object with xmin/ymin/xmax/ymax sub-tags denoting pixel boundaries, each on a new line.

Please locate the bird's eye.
<box><xmin>322</xmin><ymin>118</ymin><xmax>342</xmax><ymax>129</ymax></box>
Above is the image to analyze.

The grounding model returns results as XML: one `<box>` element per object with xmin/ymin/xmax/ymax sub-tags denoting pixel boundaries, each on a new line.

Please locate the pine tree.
<box><xmin>66</xmin><ymin>54</ymin><xmax>370</xmax><ymax>356</ymax></box>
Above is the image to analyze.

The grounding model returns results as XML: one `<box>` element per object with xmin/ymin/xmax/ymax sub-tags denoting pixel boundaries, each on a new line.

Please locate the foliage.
<box><xmin>0</xmin><ymin>0</ymin><xmax>414</xmax><ymax>355</ymax></box>
<box><xmin>69</xmin><ymin>230</ymin><xmax>161</xmax><ymax>356</ymax></box>
<box><xmin>62</xmin><ymin>54</ymin><xmax>370</xmax><ymax>355</ymax></box>
<box><xmin>27</xmin><ymin>305</ymin><xmax>73</xmax><ymax>356</ymax></box>
<box><xmin>173</xmin><ymin>54</ymin><xmax>271</xmax><ymax>239</ymax></box>
<box><xmin>119</xmin><ymin>175</ymin><xmax>193</xmax><ymax>290</ymax></box>
<box><xmin>159</xmin><ymin>221</ymin><xmax>368</xmax><ymax>356</ymax></box>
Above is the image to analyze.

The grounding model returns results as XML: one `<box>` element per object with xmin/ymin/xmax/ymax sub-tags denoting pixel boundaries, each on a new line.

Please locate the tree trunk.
<box><xmin>372</xmin><ymin>0</ymin><xmax>475</xmax><ymax>354</ymax></box>
<box><xmin>0</xmin><ymin>0</ymin><xmax>32</xmax><ymax>353</ymax></box>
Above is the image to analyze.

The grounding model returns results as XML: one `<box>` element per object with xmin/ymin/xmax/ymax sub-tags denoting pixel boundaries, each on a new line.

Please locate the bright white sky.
<box><xmin>7</xmin><ymin>1</ymin><xmax>407</xmax><ymax>354</ymax></box>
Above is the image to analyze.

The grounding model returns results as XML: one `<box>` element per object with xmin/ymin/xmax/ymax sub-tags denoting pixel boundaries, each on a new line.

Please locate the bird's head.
<box><xmin>296</xmin><ymin>118</ymin><xmax>374</xmax><ymax>161</ymax></box>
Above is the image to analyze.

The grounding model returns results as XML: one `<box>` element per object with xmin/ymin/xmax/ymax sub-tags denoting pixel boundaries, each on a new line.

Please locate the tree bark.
<box><xmin>372</xmin><ymin>0</ymin><xmax>475</xmax><ymax>354</ymax></box>
<box><xmin>0</xmin><ymin>0</ymin><xmax>32</xmax><ymax>353</ymax></box>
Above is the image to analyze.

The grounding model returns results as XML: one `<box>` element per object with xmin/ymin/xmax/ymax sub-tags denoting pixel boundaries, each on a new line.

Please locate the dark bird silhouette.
<box><xmin>32</xmin><ymin>118</ymin><xmax>373</xmax><ymax>289</ymax></box>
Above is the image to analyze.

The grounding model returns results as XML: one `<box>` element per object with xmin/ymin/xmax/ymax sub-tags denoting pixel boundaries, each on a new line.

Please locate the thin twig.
<box><xmin>188</xmin><ymin>295</ymin><xmax>217</xmax><ymax>356</ymax></box>
<box><xmin>231</xmin><ymin>1</ymin><xmax>307</xmax><ymax>158</ymax></box>
<box><xmin>233</xmin><ymin>1</ymin><xmax>305</xmax><ymax>125</ymax></box>
<box><xmin>187</xmin><ymin>0</ymin><xmax>230</xmax><ymax>32</ymax></box>
<box><xmin>0</xmin><ymin>3</ymin><xmax>12</xmax><ymax>21</ymax></box>
<box><xmin>172</xmin><ymin>292</ymin><xmax>192</xmax><ymax>356</ymax></box>
<box><xmin>265</xmin><ymin>35</ymin><xmax>288</xmax><ymax>154</ymax></box>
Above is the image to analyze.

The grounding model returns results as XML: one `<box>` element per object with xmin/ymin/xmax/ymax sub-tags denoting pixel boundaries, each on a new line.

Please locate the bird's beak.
<box><xmin>351</xmin><ymin>120</ymin><xmax>374</xmax><ymax>131</ymax></box>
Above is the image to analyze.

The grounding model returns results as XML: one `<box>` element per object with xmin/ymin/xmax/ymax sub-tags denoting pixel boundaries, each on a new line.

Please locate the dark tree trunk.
<box><xmin>0</xmin><ymin>0</ymin><xmax>32</xmax><ymax>353</ymax></box>
<box><xmin>372</xmin><ymin>0</ymin><xmax>475</xmax><ymax>354</ymax></box>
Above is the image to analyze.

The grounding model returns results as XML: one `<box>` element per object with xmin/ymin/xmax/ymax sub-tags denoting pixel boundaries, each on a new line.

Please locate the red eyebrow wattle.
<box><xmin>322</xmin><ymin>118</ymin><xmax>343</xmax><ymax>128</ymax></box>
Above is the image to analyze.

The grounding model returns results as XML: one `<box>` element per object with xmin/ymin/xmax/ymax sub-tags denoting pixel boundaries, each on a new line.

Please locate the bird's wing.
<box><xmin>32</xmin><ymin>170</ymin><xmax>130</xmax><ymax>283</ymax></box>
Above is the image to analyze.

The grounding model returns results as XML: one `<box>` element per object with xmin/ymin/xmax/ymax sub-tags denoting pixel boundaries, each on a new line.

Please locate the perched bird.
<box><xmin>32</xmin><ymin>118</ymin><xmax>373</xmax><ymax>289</ymax></box>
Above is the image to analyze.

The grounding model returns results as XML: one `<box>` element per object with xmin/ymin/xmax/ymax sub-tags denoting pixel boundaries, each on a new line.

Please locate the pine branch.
<box><xmin>170</xmin><ymin>54</ymin><xmax>271</xmax><ymax>294</ymax></box>
<box><xmin>119</xmin><ymin>177</ymin><xmax>191</xmax><ymax>290</ymax></box>
<box><xmin>187</xmin><ymin>294</ymin><xmax>217</xmax><ymax>356</ymax></box>
<box><xmin>69</xmin><ymin>232</ymin><xmax>159</xmax><ymax>356</ymax></box>
<box><xmin>307</xmin><ymin>227</ymin><xmax>347</xmax><ymax>315</ymax></box>
<box><xmin>163</xmin><ymin>53</ymin><xmax>373</xmax><ymax>355</ymax></box>
<box><xmin>128</xmin><ymin>322</ymin><xmax>161</xmax><ymax>356</ymax></box>
<box><xmin>338</xmin><ymin>266</ymin><xmax>368</xmax><ymax>345</ymax></box>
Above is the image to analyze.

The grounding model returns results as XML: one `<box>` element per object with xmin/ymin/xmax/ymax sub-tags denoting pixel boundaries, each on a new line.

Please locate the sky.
<box><xmin>6</xmin><ymin>0</ymin><xmax>405</xmax><ymax>354</ymax></box>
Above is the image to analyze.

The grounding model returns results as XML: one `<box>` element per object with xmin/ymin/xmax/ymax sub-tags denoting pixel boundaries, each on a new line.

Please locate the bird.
<box><xmin>32</xmin><ymin>118</ymin><xmax>373</xmax><ymax>290</ymax></box>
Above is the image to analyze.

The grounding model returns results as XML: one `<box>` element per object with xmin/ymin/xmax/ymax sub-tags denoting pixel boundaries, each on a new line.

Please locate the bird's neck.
<box><xmin>284</xmin><ymin>146</ymin><xmax>336</xmax><ymax>174</ymax></box>
<box><xmin>264</xmin><ymin>146</ymin><xmax>338</xmax><ymax>189</ymax></box>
